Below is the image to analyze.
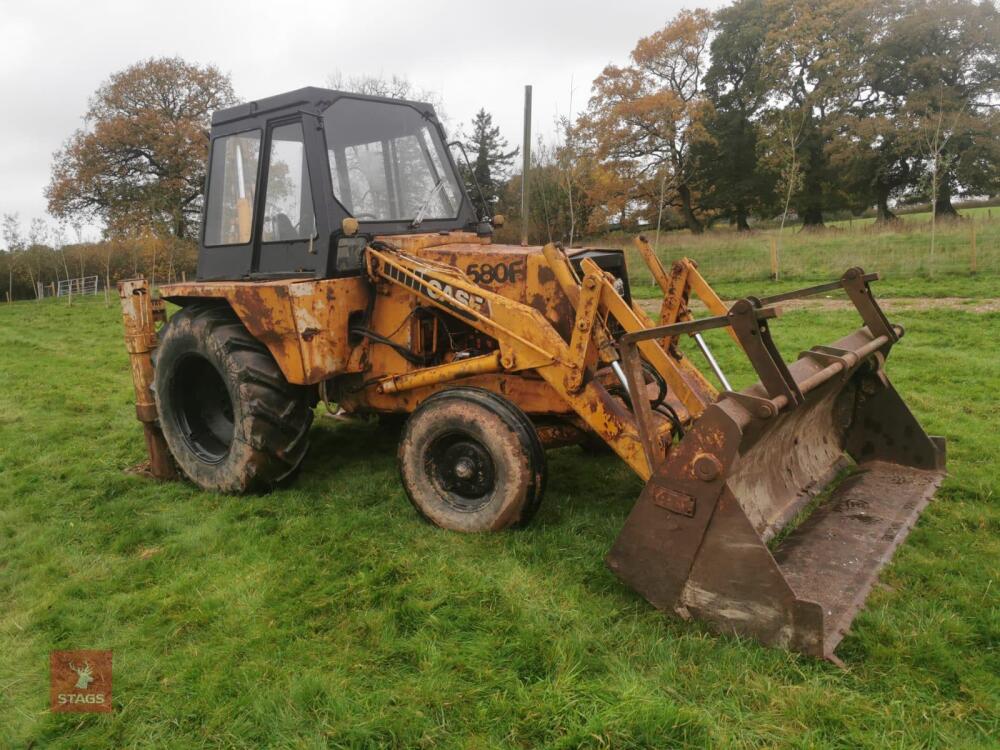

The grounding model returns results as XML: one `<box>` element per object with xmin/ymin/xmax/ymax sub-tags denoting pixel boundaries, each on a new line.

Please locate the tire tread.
<box><xmin>155</xmin><ymin>303</ymin><xmax>313</xmax><ymax>492</ymax></box>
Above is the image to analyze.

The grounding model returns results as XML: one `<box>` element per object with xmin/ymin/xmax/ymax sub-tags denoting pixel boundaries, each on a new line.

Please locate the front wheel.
<box><xmin>398</xmin><ymin>388</ymin><xmax>546</xmax><ymax>532</ymax></box>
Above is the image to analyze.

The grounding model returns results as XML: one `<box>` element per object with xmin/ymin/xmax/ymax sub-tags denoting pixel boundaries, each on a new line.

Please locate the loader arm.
<box><xmin>633</xmin><ymin>238</ymin><xmax>740</xmax><ymax>391</ymax></box>
<box><xmin>542</xmin><ymin>244</ymin><xmax>714</xmax><ymax>419</ymax></box>
<box><xmin>365</xmin><ymin>245</ymin><xmax>675</xmax><ymax>479</ymax></box>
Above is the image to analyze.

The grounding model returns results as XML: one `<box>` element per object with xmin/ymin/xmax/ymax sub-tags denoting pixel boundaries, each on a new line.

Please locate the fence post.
<box><xmin>769</xmin><ymin>237</ymin><xmax>780</xmax><ymax>281</ymax></box>
<box><xmin>5</xmin><ymin>291</ymin><xmax>10</xmax><ymax>304</ymax></box>
<box><xmin>970</xmin><ymin>223</ymin><xmax>978</xmax><ymax>274</ymax></box>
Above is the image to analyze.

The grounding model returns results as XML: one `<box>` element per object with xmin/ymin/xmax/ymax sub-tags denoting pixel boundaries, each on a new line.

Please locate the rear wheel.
<box><xmin>398</xmin><ymin>388</ymin><xmax>546</xmax><ymax>532</ymax></box>
<box><xmin>153</xmin><ymin>304</ymin><xmax>314</xmax><ymax>493</ymax></box>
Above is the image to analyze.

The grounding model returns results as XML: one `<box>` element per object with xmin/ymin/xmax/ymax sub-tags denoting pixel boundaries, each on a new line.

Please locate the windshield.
<box><xmin>323</xmin><ymin>98</ymin><xmax>462</xmax><ymax>223</ymax></box>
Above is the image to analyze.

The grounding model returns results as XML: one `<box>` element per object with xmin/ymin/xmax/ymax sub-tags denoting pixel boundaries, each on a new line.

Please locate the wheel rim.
<box><xmin>425</xmin><ymin>432</ymin><xmax>496</xmax><ymax>511</ymax></box>
<box><xmin>171</xmin><ymin>354</ymin><xmax>235</xmax><ymax>464</ymax></box>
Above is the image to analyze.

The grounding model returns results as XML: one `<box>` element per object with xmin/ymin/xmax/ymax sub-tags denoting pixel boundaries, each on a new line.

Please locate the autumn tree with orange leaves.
<box><xmin>577</xmin><ymin>9</ymin><xmax>714</xmax><ymax>234</ymax></box>
<box><xmin>47</xmin><ymin>58</ymin><xmax>237</xmax><ymax>240</ymax></box>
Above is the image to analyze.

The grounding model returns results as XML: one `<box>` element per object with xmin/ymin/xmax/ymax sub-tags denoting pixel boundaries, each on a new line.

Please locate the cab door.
<box><xmin>253</xmin><ymin>119</ymin><xmax>323</xmax><ymax>276</ymax></box>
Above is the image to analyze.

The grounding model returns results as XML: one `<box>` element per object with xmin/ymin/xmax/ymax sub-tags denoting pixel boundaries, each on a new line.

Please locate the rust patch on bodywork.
<box><xmin>160</xmin><ymin>277</ymin><xmax>369</xmax><ymax>385</ymax></box>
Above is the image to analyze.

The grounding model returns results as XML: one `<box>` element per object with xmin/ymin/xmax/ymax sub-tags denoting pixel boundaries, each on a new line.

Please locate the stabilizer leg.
<box><xmin>119</xmin><ymin>278</ymin><xmax>176</xmax><ymax>480</ymax></box>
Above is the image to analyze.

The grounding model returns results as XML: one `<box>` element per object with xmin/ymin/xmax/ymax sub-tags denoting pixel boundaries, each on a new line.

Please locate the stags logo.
<box><xmin>50</xmin><ymin>650</ymin><xmax>112</xmax><ymax>713</ymax></box>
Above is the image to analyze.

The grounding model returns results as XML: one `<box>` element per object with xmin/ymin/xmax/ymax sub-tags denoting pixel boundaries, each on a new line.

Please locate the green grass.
<box><xmin>823</xmin><ymin>204</ymin><xmax>998</xmax><ymax>229</ymax></box>
<box><xmin>632</xmin><ymin>273</ymin><xmax>1000</xmax><ymax>305</ymax></box>
<box><xmin>613</xmin><ymin>213</ymin><xmax>1000</xmax><ymax>298</ymax></box>
<box><xmin>1</xmin><ymin>292</ymin><xmax>998</xmax><ymax>748</ymax></box>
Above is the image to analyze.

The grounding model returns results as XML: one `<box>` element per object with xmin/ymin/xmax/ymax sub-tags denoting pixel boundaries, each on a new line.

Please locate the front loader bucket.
<box><xmin>607</xmin><ymin>270</ymin><xmax>945</xmax><ymax>661</ymax></box>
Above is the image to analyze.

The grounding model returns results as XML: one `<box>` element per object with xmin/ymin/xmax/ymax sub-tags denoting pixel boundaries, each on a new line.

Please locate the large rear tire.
<box><xmin>153</xmin><ymin>304</ymin><xmax>314</xmax><ymax>493</ymax></box>
<box><xmin>398</xmin><ymin>387</ymin><xmax>546</xmax><ymax>532</ymax></box>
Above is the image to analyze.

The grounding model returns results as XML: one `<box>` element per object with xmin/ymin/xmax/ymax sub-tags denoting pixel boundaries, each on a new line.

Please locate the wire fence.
<box><xmin>621</xmin><ymin>213</ymin><xmax>999</xmax><ymax>290</ymax></box>
<box><xmin>19</xmin><ymin>275</ymin><xmax>103</xmax><ymax>303</ymax></box>
<box><xmin>55</xmin><ymin>275</ymin><xmax>100</xmax><ymax>297</ymax></box>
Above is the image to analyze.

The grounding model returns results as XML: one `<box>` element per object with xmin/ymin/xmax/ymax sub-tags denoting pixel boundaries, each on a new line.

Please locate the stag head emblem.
<box><xmin>68</xmin><ymin>661</ymin><xmax>94</xmax><ymax>690</ymax></box>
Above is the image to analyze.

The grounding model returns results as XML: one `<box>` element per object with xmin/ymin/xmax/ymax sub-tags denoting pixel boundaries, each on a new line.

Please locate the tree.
<box><xmin>326</xmin><ymin>71</ymin><xmax>447</xmax><ymax>121</ymax></box>
<box><xmin>26</xmin><ymin>218</ymin><xmax>52</xmax><ymax>299</ymax></box>
<box><xmin>47</xmin><ymin>57</ymin><xmax>237</xmax><ymax>239</ymax></box>
<box><xmin>460</xmin><ymin>109</ymin><xmax>518</xmax><ymax>218</ymax></box>
<box><xmin>829</xmin><ymin>111</ymin><xmax>915</xmax><ymax>223</ymax></box>
<box><xmin>698</xmin><ymin>0</ymin><xmax>777</xmax><ymax>230</ymax></box>
<box><xmin>2</xmin><ymin>213</ymin><xmax>23</xmax><ymax>301</ymax></box>
<box><xmin>758</xmin><ymin>0</ymin><xmax>878</xmax><ymax>227</ymax></box>
<box><xmin>578</xmin><ymin>9</ymin><xmax>715</xmax><ymax>234</ymax></box>
<box><xmin>498</xmin><ymin>138</ymin><xmax>593</xmax><ymax>246</ymax></box>
<box><xmin>553</xmin><ymin>113</ymin><xmax>598</xmax><ymax>246</ymax></box>
<box><xmin>820</xmin><ymin>0</ymin><xmax>911</xmax><ymax>224</ymax></box>
<box><xmin>328</xmin><ymin>71</ymin><xmax>415</xmax><ymax>99</ymax></box>
<box><xmin>566</xmin><ymin>153</ymin><xmax>640</xmax><ymax>234</ymax></box>
<box><xmin>877</xmin><ymin>0</ymin><xmax>1000</xmax><ymax>216</ymax></box>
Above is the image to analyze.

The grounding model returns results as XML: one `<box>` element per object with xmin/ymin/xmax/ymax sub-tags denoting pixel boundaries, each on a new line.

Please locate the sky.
<box><xmin>0</xmin><ymin>0</ymin><xmax>725</xmax><ymax>240</ymax></box>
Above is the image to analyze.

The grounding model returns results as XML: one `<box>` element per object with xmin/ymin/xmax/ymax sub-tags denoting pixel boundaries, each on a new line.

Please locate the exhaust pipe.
<box><xmin>520</xmin><ymin>84</ymin><xmax>532</xmax><ymax>247</ymax></box>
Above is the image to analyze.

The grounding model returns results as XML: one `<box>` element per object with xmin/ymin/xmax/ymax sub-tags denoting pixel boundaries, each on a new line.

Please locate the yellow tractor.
<box><xmin>119</xmin><ymin>87</ymin><xmax>945</xmax><ymax>662</ymax></box>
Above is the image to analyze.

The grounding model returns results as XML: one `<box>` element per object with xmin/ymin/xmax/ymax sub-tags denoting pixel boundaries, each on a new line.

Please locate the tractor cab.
<box><xmin>198</xmin><ymin>87</ymin><xmax>478</xmax><ymax>281</ymax></box>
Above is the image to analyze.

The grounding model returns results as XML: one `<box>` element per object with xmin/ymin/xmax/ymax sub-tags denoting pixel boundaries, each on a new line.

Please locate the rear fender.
<box><xmin>159</xmin><ymin>278</ymin><xmax>370</xmax><ymax>385</ymax></box>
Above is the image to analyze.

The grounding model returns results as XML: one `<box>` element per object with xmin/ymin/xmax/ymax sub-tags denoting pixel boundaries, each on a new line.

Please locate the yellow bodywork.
<box><xmin>159</xmin><ymin>231</ymin><xmax>721</xmax><ymax>480</ymax></box>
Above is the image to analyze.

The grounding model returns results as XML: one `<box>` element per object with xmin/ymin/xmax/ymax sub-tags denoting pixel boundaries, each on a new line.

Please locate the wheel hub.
<box><xmin>427</xmin><ymin>435</ymin><xmax>496</xmax><ymax>511</ymax></box>
<box><xmin>171</xmin><ymin>354</ymin><xmax>235</xmax><ymax>464</ymax></box>
<box><xmin>454</xmin><ymin>457</ymin><xmax>476</xmax><ymax>480</ymax></box>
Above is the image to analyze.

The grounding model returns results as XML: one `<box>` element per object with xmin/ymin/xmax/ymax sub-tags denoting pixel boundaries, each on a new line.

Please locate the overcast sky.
<box><xmin>0</xmin><ymin>0</ymin><xmax>725</xmax><ymax>239</ymax></box>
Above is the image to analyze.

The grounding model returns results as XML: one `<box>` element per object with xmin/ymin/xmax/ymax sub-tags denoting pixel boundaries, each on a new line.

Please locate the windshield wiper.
<box><xmin>410</xmin><ymin>179</ymin><xmax>445</xmax><ymax>228</ymax></box>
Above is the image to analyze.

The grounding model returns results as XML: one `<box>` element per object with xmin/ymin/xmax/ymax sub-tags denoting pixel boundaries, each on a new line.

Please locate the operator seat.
<box><xmin>273</xmin><ymin>213</ymin><xmax>296</xmax><ymax>241</ymax></box>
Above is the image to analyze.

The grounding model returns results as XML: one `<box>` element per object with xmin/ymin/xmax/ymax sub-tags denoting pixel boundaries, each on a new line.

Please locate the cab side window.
<box><xmin>204</xmin><ymin>131</ymin><xmax>261</xmax><ymax>246</ymax></box>
<box><xmin>262</xmin><ymin>123</ymin><xmax>316</xmax><ymax>243</ymax></box>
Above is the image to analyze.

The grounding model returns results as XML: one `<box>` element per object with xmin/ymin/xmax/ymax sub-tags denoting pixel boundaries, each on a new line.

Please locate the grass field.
<box><xmin>616</xmin><ymin>209</ymin><xmax>999</xmax><ymax>300</ymax></box>
<box><xmin>1</xmin><ymin>229</ymin><xmax>998</xmax><ymax>747</ymax></box>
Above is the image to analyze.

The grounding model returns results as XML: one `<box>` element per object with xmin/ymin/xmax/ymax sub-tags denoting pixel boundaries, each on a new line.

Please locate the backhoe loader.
<box><xmin>119</xmin><ymin>87</ymin><xmax>945</xmax><ymax>661</ymax></box>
